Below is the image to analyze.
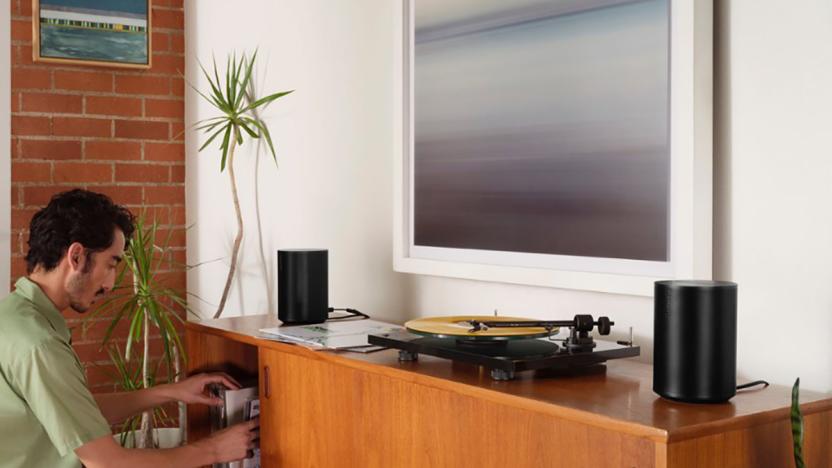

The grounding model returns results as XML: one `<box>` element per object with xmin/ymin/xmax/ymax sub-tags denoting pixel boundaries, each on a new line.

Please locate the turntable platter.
<box><xmin>405</xmin><ymin>315</ymin><xmax>558</xmax><ymax>340</ymax></box>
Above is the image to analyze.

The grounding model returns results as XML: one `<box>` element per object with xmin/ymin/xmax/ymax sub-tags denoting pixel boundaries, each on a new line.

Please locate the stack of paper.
<box><xmin>259</xmin><ymin>319</ymin><xmax>402</xmax><ymax>351</ymax></box>
<box><xmin>208</xmin><ymin>384</ymin><xmax>260</xmax><ymax>468</ymax></box>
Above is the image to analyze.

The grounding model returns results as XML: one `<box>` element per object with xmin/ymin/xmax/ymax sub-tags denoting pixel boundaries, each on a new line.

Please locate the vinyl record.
<box><xmin>405</xmin><ymin>316</ymin><xmax>558</xmax><ymax>341</ymax></box>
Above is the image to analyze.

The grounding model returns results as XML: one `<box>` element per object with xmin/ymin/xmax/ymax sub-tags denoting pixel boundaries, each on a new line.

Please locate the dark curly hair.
<box><xmin>25</xmin><ymin>189</ymin><xmax>135</xmax><ymax>274</ymax></box>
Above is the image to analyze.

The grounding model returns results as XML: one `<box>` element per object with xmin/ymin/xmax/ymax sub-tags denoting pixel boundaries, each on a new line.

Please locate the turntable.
<box><xmin>368</xmin><ymin>314</ymin><xmax>639</xmax><ymax>381</ymax></box>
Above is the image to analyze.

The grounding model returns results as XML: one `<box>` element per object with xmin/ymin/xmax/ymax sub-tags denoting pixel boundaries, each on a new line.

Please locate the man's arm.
<box><xmin>94</xmin><ymin>373</ymin><xmax>240</xmax><ymax>425</ymax></box>
<box><xmin>93</xmin><ymin>387</ymin><xmax>176</xmax><ymax>425</ymax></box>
<box><xmin>76</xmin><ymin>418</ymin><xmax>258</xmax><ymax>468</ymax></box>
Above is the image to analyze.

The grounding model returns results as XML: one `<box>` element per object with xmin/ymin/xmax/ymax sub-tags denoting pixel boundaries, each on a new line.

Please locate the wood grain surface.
<box><xmin>186</xmin><ymin>315</ymin><xmax>832</xmax><ymax>467</ymax></box>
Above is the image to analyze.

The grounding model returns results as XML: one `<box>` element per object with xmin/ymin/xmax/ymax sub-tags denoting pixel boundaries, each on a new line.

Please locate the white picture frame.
<box><xmin>393</xmin><ymin>0</ymin><xmax>713</xmax><ymax>297</ymax></box>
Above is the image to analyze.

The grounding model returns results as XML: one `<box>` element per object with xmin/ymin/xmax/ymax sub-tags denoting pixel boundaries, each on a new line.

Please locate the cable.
<box><xmin>736</xmin><ymin>380</ymin><xmax>769</xmax><ymax>391</ymax></box>
<box><xmin>327</xmin><ymin>307</ymin><xmax>370</xmax><ymax>321</ymax></box>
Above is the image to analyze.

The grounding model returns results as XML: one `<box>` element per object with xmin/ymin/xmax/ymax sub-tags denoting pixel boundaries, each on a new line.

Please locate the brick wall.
<box><xmin>9</xmin><ymin>0</ymin><xmax>186</xmax><ymax>395</ymax></box>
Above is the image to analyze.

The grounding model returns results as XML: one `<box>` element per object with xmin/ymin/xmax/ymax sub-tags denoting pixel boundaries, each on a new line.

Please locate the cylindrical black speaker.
<box><xmin>277</xmin><ymin>249</ymin><xmax>328</xmax><ymax>325</ymax></box>
<box><xmin>653</xmin><ymin>280</ymin><xmax>737</xmax><ymax>403</ymax></box>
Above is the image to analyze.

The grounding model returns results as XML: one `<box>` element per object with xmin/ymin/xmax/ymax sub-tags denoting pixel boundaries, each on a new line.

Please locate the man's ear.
<box><xmin>66</xmin><ymin>242</ymin><xmax>86</xmax><ymax>272</ymax></box>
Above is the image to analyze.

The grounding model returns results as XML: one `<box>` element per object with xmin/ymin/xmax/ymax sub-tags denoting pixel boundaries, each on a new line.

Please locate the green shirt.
<box><xmin>0</xmin><ymin>278</ymin><xmax>111</xmax><ymax>468</ymax></box>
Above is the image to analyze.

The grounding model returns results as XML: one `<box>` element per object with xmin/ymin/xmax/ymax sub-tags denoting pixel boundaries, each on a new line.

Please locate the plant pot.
<box><xmin>115</xmin><ymin>427</ymin><xmax>182</xmax><ymax>449</ymax></box>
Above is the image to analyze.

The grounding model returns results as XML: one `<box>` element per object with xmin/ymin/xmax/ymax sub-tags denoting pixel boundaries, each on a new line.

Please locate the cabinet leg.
<box><xmin>398</xmin><ymin>350</ymin><xmax>418</xmax><ymax>361</ymax></box>
<box><xmin>490</xmin><ymin>368</ymin><xmax>515</xmax><ymax>381</ymax></box>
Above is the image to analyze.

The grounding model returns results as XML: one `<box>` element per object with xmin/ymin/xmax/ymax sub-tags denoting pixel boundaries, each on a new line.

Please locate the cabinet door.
<box><xmin>257</xmin><ymin>345</ymin><xmax>656</xmax><ymax>468</ymax></box>
<box><xmin>257</xmin><ymin>346</ymin><xmax>414</xmax><ymax>468</ymax></box>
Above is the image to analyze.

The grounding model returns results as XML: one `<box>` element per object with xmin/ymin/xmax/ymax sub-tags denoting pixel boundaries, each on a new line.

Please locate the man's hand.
<box><xmin>198</xmin><ymin>418</ymin><xmax>260</xmax><ymax>464</ymax></box>
<box><xmin>165</xmin><ymin>372</ymin><xmax>241</xmax><ymax>406</ymax></box>
<box><xmin>77</xmin><ymin>418</ymin><xmax>259</xmax><ymax>467</ymax></box>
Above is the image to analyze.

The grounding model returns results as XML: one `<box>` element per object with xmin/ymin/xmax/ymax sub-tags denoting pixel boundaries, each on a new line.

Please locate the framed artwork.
<box><xmin>393</xmin><ymin>0</ymin><xmax>713</xmax><ymax>296</ymax></box>
<box><xmin>32</xmin><ymin>0</ymin><xmax>152</xmax><ymax>69</ymax></box>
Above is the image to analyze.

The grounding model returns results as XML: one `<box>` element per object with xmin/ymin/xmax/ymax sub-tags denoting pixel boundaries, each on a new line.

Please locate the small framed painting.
<box><xmin>32</xmin><ymin>0</ymin><xmax>152</xmax><ymax>69</ymax></box>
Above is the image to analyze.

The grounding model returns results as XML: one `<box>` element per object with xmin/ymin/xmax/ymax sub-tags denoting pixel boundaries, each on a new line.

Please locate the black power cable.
<box><xmin>736</xmin><ymin>380</ymin><xmax>770</xmax><ymax>391</ymax></box>
<box><xmin>327</xmin><ymin>307</ymin><xmax>370</xmax><ymax>321</ymax></box>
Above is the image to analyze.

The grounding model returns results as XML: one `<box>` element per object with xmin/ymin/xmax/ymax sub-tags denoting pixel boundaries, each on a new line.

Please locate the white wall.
<box><xmin>185</xmin><ymin>0</ymin><xmax>832</xmax><ymax>392</ymax></box>
<box><xmin>714</xmin><ymin>0</ymin><xmax>832</xmax><ymax>391</ymax></box>
<box><xmin>184</xmin><ymin>0</ymin><xmax>408</xmax><ymax>322</ymax></box>
<box><xmin>1</xmin><ymin>0</ymin><xmax>11</xmax><ymax>295</ymax></box>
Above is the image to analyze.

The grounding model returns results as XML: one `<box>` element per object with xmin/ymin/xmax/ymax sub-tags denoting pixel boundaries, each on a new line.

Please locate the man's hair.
<box><xmin>25</xmin><ymin>189</ymin><xmax>135</xmax><ymax>274</ymax></box>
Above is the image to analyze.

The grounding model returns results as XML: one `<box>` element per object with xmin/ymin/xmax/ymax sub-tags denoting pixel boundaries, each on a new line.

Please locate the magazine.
<box><xmin>259</xmin><ymin>319</ymin><xmax>402</xmax><ymax>350</ymax></box>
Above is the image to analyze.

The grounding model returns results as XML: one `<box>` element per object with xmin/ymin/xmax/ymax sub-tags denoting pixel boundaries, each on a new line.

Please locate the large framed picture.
<box><xmin>393</xmin><ymin>0</ymin><xmax>713</xmax><ymax>296</ymax></box>
<box><xmin>32</xmin><ymin>0</ymin><xmax>152</xmax><ymax>69</ymax></box>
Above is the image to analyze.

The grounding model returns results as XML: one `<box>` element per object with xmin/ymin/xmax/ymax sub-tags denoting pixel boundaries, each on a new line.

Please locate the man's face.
<box><xmin>67</xmin><ymin>229</ymin><xmax>126</xmax><ymax>313</ymax></box>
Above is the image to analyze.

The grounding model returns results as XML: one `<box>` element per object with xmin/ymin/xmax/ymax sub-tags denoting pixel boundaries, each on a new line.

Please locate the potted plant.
<box><xmin>85</xmin><ymin>216</ymin><xmax>189</xmax><ymax>448</ymax></box>
<box><xmin>192</xmin><ymin>50</ymin><xmax>293</xmax><ymax>319</ymax></box>
<box><xmin>792</xmin><ymin>378</ymin><xmax>805</xmax><ymax>468</ymax></box>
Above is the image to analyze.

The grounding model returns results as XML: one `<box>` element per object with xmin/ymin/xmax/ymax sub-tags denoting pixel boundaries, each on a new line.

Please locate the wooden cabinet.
<box><xmin>187</xmin><ymin>315</ymin><xmax>832</xmax><ymax>468</ymax></box>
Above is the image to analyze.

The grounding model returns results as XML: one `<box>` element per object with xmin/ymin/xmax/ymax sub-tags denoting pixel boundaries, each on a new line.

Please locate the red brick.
<box><xmin>85</xmin><ymin>96</ymin><xmax>143</xmax><ymax>117</ymax></box>
<box><xmin>115</xmin><ymin>75</ymin><xmax>169</xmax><ymax>95</ymax></box>
<box><xmin>85</xmin><ymin>364</ymin><xmax>120</xmax><ymax>388</ymax></box>
<box><xmin>170</xmin><ymin>206</ymin><xmax>186</xmax><ymax>225</ymax></box>
<box><xmin>85</xmin><ymin>140</ymin><xmax>142</xmax><ymax>160</ymax></box>
<box><xmin>22</xmin><ymin>93</ymin><xmax>83</xmax><ymax>114</ymax></box>
<box><xmin>142</xmin><ymin>206</ymin><xmax>170</xmax><ymax>226</ymax></box>
<box><xmin>93</xmin><ymin>185</ymin><xmax>143</xmax><ymax>205</ymax></box>
<box><xmin>152</xmin><ymin>32</ymin><xmax>169</xmax><ymax>53</ymax></box>
<box><xmin>170</xmin><ymin>164</ymin><xmax>185</xmax><ymax>183</ymax></box>
<box><xmin>170</xmin><ymin>122</ymin><xmax>185</xmax><ymax>141</ymax></box>
<box><xmin>22</xmin><ymin>185</ymin><xmax>74</xmax><ymax>206</ymax></box>
<box><xmin>12</xmin><ymin>115</ymin><xmax>50</xmax><ymax>136</ymax></box>
<box><xmin>114</xmin><ymin>120</ymin><xmax>168</xmax><ymax>140</ymax></box>
<box><xmin>151</xmin><ymin>54</ymin><xmax>184</xmax><ymax>75</ymax></box>
<box><xmin>13</xmin><ymin>0</ymin><xmax>33</xmax><ymax>17</ymax></box>
<box><xmin>11</xmin><ymin>161</ymin><xmax>50</xmax><ymax>183</ymax></box>
<box><xmin>169</xmin><ymin>33</ymin><xmax>184</xmax><ymax>53</ymax></box>
<box><xmin>14</xmin><ymin>45</ymin><xmax>34</xmax><ymax>66</ymax></box>
<box><xmin>11</xmin><ymin>19</ymin><xmax>31</xmax><ymax>41</ymax></box>
<box><xmin>171</xmin><ymin>77</ymin><xmax>184</xmax><ymax>96</ymax></box>
<box><xmin>144</xmin><ymin>185</ymin><xmax>184</xmax><ymax>205</ymax></box>
<box><xmin>156</xmin><ymin>228</ymin><xmax>186</xmax><ymax>247</ymax></box>
<box><xmin>54</xmin><ymin>162</ymin><xmax>112</xmax><ymax>183</ymax></box>
<box><xmin>115</xmin><ymin>163</ymin><xmax>168</xmax><ymax>182</ymax></box>
<box><xmin>167</xmin><ymin>248</ymin><xmax>186</xmax><ymax>266</ymax></box>
<box><xmin>11</xmin><ymin>256</ymin><xmax>28</xmax><ymax>282</ymax></box>
<box><xmin>75</xmin><ymin>318</ymin><xmax>132</xmax><ymax>344</ymax></box>
<box><xmin>11</xmin><ymin>187</ymin><xmax>21</xmax><ymax>206</ymax></box>
<box><xmin>19</xmin><ymin>139</ymin><xmax>82</xmax><ymax>160</ymax></box>
<box><xmin>73</xmin><ymin>343</ymin><xmax>111</xmax><ymax>364</ymax></box>
<box><xmin>11</xmin><ymin>208</ymin><xmax>39</xmax><ymax>229</ymax></box>
<box><xmin>53</xmin><ymin>117</ymin><xmax>111</xmax><ymax>137</ymax></box>
<box><xmin>11</xmin><ymin>93</ymin><xmax>20</xmax><ymax>113</ymax></box>
<box><xmin>153</xmin><ymin>8</ymin><xmax>184</xmax><ymax>29</ymax></box>
<box><xmin>11</xmin><ymin>68</ymin><xmax>50</xmax><ymax>90</ymax></box>
<box><xmin>145</xmin><ymin>142</ymin><xmax>183</xmax><ymax>161</ymax></box>
<box><xmin>155</xmin><ymin>271</ymin><xmax>186</xmax><ymax>290</ymax></box>
<box><xmin>16</xmin><ymin>230</ymin><xmax>29</xmax><ymax>255</ymax></box>
<box><xmin>145</xmin><ymin>98</ymin><xmax>183</xmax><ymax>119</ymax></box>
<box><xmin>54</xmin><ymin>70</ymin><xmax>113</xmax><ymax>92</ymax></box>
<box><xmin>154</xmin><ymin>0</ymin><xmax>184</xmax><ymax>7</ymax></box>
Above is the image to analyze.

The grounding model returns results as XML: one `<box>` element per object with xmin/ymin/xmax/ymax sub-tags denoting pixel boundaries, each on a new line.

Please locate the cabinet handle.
<box><xmin>264</xmin><ymin>365</ymin><xmax>270</xmax><ymax>399</ymax></box>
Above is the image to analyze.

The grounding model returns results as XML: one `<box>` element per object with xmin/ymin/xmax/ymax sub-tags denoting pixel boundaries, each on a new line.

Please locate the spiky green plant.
<box><xmin>192</xmin><ymin>50</ymin><xmax>293</xmax><ymax>319</ymax></box>
<box><xmin>84</xmin><ymin>216</ymin><xmax>188</xmax><ymax>448</ymax></box>
<box><xmin>791</xmin><ymin>378</ymin><xmax>805</xmax><ymax>468</ymax></box>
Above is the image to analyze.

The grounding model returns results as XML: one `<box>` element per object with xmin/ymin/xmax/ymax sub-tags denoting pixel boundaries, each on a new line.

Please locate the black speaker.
<box><xmin>653</xmin><ymin>280</ymin><xmax>738</xmax><ymax>403</ymax></box>
<box><xmin>277</xmin><ymin>249</ymin><xmax>328</xmax><ymax>325</ymax></box>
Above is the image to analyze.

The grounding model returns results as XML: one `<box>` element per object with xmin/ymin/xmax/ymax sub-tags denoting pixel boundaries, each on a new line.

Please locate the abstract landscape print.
<box><xmin>34</xmin><ymin>0</ymin><xmax>150</xmax><ymax>68</ymax></box>
<box><xmin>413</xmin><ymin>0</ymin><xmax>670</xmax><ymax>263</ymax></box>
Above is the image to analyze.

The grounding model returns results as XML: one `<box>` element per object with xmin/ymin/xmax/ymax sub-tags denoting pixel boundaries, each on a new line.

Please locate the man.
<box><xmin>0</xmin><ymin>189</ymin><xmax>257</xmax><ymax>467</ymax></box>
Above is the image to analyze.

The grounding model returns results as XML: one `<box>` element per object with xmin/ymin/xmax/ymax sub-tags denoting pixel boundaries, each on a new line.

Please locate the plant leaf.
<box><xmin>240</xmin><ymin>90</ymin><xmax>293</xmax><ymax>115</ymax></box>
<box><xmin>219</xmin><ymin>124</ymin><xmax>232</xmax><ymax>171</ymax></box>
<box><xmin>791</xmin><ymin>378</ymin><xmax>805</xmax><ymax>468</ymax></box>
